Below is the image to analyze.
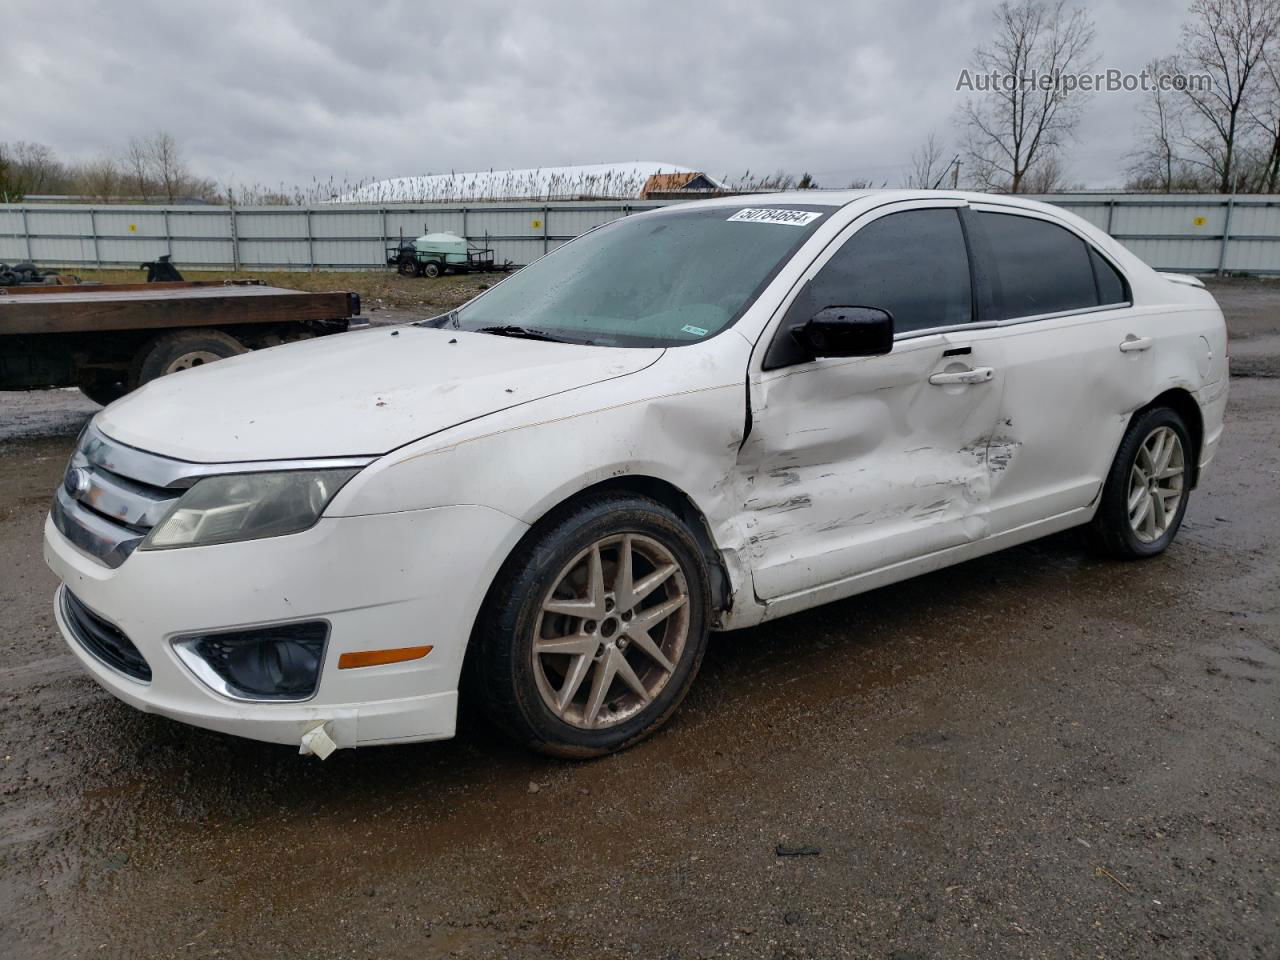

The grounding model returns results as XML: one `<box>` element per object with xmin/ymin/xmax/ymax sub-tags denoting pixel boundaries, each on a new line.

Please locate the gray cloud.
<box><xmin>2</xmin><ymin>0</ymin><xmax>1189</xmax><ymax>191</ymax></box>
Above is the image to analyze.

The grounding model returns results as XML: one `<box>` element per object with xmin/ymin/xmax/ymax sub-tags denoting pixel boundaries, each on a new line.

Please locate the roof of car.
<box><xmin>670</xmin><ymin>189</ymin><xmax>1064</xmax><ymax>211</ymax></box>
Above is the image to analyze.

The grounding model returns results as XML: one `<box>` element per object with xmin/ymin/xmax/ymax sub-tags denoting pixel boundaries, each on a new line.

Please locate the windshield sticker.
<box><xmin>681</xmin><ymin>324</ymin><xmax>709</xmax><ymax>336</ymax></box>
<box><xmin>727</xmin><ymin>208</ymin><xmax>822</xmax><ymax>226</ymax></box>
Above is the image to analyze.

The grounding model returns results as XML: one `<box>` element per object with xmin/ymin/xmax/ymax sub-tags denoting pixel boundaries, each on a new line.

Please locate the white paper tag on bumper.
<box><xmin>727</xmin><ymin>208</ymin><xmax>822</xmax><ymax>226</ymax></box>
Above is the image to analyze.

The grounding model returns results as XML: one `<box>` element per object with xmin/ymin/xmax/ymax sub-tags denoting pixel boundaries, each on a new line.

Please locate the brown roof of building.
<box><xmin>641</xmin><ymin>172</ymin><xmax>700</xmax><ymax>195</ymax></box>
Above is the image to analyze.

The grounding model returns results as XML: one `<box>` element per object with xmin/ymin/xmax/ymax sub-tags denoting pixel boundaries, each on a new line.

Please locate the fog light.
<box><xmin>173</xmin><ymin>621</ymin><xmax>328</xmax><ymax>702</ymax></box>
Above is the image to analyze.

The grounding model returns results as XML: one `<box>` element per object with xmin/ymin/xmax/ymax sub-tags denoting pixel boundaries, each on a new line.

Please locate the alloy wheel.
<box><xmin>532</xmin><ymin>534</ymin><xmax>690</xmax><ymax>730</ymax></box>
<box><xmin>1127</xmin><ymin>425</ymin><xmax>1185</xmax><ymax>543</ymax></box>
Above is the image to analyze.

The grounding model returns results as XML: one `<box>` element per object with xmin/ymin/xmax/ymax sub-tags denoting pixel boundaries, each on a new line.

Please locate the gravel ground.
<box><xmin>0</xmin><ymin>278</ymin><xmax>1276</xmax><ymax>959</ymax></box>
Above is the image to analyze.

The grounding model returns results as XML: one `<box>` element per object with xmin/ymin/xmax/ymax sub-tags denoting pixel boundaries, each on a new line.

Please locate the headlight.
<box><xmin>142</xmin><ymin>468</ymin><xmax>358</xmax><ymax>550</ymax></box>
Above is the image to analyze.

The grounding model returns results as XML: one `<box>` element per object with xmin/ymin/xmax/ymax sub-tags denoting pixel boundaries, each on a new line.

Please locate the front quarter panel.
<box><xmin>327</xmin><ymin>337</ymin><xmax>757</xmax><ymax>612</ymax></box>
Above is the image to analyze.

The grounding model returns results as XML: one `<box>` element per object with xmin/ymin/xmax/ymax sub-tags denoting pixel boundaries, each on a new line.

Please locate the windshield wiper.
<box><xmin>475</xmin><ymin>325</ymin><xmax>572</xmax><ymax>343</ymax></box>
<box><xmin>415</xmin><ymin>310</ymin><xmax>458</xmax><ymax>329</ymax></box>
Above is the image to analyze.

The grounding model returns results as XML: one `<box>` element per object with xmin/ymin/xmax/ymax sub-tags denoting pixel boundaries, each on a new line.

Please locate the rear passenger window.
<box><xmin>789</xmin><ymin>208</ymin><xmax>972</xmax><ymax>335</ymax></box>
<box><xmin>974</xmin><ymin>212</ymin><xmax>1098</xmax><ymax>319</ymax></box>
<box><xmin>1089</xmin><ymin>246</ymin><xmax>1129</xmax><ymax>305</ymax></box>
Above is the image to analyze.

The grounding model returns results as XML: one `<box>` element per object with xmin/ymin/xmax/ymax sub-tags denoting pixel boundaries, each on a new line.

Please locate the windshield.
<box><xmin>434</xmin><ymin>205</ymin><xmax>829</xmax><ymax>347</ymax></box>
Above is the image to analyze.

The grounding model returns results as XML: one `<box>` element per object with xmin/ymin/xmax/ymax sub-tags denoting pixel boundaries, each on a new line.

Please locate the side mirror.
<box><xmin>791</xmin><ymin>306</ymin><xmax>894</xmax><ymax>359</ymax></box>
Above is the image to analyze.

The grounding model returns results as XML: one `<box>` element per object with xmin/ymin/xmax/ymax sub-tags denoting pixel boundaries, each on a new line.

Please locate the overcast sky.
<box><xmin>2</xmin><ymin>0</ymin><xmax>1188</xmax><ymax>192</ymax></box>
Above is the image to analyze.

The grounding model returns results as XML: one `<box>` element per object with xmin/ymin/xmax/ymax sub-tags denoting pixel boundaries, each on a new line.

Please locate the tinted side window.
<box><xmin>791</xmin><ymin>208</ymin><xmax>972</xmax><ymax>335</ymax></box>
<box><xmin>974</xmin><ymin>212</ymin><xmax>1098</xmax><ymax>319</ymax></box>
<box><xmin>1089</xmin><ymin>246</ymin><xmax>1128</xmax><ymax>305</ymax></box>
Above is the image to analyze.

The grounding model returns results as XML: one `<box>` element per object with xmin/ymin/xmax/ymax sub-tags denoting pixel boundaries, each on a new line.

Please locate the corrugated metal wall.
<box><xmin>4</xmin><ymin>194</ymin><xmax>1280</xmax><ymax>273</ymax></box>
<box><xmin>0</xmin><ymin>201</ymin><xmax>659</xmax><ymax>272</ymax></box>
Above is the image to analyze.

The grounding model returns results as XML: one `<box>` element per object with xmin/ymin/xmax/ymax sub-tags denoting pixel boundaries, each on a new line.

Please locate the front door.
<box><xmin>735</xmin><ymin>202</ymin><xmax>1006</xmax><ymax>602</ymax></box>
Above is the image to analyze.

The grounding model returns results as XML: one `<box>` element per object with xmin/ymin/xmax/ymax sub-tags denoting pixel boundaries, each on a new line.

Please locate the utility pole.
<box><xmin>932</xmin><ymin>155</ymin><xmax>963</xmax><ymax>190</ymax></box>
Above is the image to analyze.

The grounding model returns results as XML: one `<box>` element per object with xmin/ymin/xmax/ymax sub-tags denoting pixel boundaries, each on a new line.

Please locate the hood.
<box><xmin>97</xmin><ymin>326</ymin><xmax>662</xmax><ymax>462</ymax></box>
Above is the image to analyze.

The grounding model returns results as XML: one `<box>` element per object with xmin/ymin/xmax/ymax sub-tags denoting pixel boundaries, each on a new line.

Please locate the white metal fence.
<box><xmin>3</xmin><ymin>194</ymin><xmax>1280</xmax><ymax>274</ymax></box>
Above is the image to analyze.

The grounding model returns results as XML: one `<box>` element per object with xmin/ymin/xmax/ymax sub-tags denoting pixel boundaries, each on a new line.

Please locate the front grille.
<box><xmin>62</xmin><ymin>589</ymin><xmax>152</xmax><ymax>682</ymax></box>
<box><xmin>51</xmin><ymin>426</ymin><xmax>184</xmax><ymax>568</ymax></box>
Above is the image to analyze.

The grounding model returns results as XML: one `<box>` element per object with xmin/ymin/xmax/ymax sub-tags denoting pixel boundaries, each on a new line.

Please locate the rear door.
<box><xmin>964</xmin><ymin>205</ymin><xmax>1146</xmax><ymax>534</ymax></box>
<box><xmin>735</xmin><ymin>200</ymin><xmax>1007</xmax><ymax>602</ymax></box>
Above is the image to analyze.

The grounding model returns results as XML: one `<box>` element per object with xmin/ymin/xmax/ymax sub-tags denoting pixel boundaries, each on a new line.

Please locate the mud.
<box><xmin>1</xmin><ymin>279</ymin><xmax>1277</xmax><ymax>959</ymax></box>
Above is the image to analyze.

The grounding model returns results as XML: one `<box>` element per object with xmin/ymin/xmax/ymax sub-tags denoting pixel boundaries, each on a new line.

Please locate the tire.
<box><xmin>1089</xmin><ymin>406</ymin><xmax>1194</xmax><ymax>559</ymax></box>
<box><xmin>131</xmin><ymin>329</ymin><xmax>246</xmax><ymax>388</ymax></box>
<box><xmin>422</xmin><ymin>260</ymin><xmax>442</xmax><ymax>279</ymax></box>
<box><xmin>397</xmin><ymin>257</ymin><xmax>420</xmax><ymax>277</ymax></box>
<box><xmin>77</xmin><ymin>374</ymin><xmax>128</xmax><ymax>407</ymax></box>
<box><xmin>471</xmin><ymin>494</ymin><xmax>712</xmax><ymax>758</ymax></box>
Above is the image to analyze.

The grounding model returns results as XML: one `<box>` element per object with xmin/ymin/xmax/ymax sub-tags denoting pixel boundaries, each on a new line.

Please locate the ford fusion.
<box><xmin>44</xmin><ymin>191</ymin><xmax>1228</xmax><ymax>758</ymax></box>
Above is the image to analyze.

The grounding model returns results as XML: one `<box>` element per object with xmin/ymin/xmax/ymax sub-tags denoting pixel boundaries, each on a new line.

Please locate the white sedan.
<box><xmin>43</xmin><ymin>191</ymin><xmax>1229</xmax><ymax>758</ymax></box>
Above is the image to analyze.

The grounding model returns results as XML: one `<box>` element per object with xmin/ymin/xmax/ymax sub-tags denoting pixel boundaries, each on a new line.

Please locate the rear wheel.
<box><xmin>422</xmin><ymin>260</ymin><xmax>443</xmax><ymax>278</ymax></box>
<box><xmin>131</xmin><ymin>329</ymin><xmax>247</xmax><ymax>388</ymax></box>
<box><xmin>1089</xmin><ymin>406</ymin><xmax>1193</xmax><ymax>558</ymax></box>
<box><xmin>397</xmin><ymin>257</ymin><xmax>420</xmax><ymax>277</ymax></box>
<box><xmin>471</xmin><ymin>495</ymin><xmax>711</xmax><ymax>757</ymax></box>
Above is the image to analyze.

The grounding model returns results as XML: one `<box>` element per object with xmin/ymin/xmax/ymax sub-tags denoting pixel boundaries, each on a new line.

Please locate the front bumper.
<box><xmin>44</xmin><ymin>504</ymin><xmax>527</xmax><ymax>749</ymax></box>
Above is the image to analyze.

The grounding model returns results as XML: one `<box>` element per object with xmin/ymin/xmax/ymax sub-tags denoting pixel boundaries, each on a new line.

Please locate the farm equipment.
<box><xmin>387</xmin><ymin>230</ymin><xmax>514</xmax><ymax>278</ymax></box>
<box><xmin>0</xmin><ymin>261</ymin><xmax>81</xmax><ymax>287</ymax></box>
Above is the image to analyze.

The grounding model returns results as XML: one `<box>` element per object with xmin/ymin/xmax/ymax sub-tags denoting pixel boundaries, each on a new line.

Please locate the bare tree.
<box><xmin>7</xmin><ymin>142</ymin><xmax>64</xmax><ymax>194</ymax></box>
<box><xmin>124</xmin><ymin>136</ymin><xmax>151</xmax><ymax>198</ymax></box>
<box><xmin>145</xmin><ymin>131</ymin><xmax>185</xmax><ymax>202</ymax></box>
<box><xmin>1127</xmin><ymin>56</ymin><xmax>1193</xmax><ymax>192</ymax></box>
<box><xmin>119</xmin><ymin>131</ymin><xmax>215</xmax><ymax>202</ymax></box>
<box><xmin>74</xmin><ymin>156</ymin><xmax>122</xmax><ymax>202</ymax></box>
<box><xmin>957</xmin><ymin>0</ymin><xmax>1097</xmax><ymax>193</ymax></box>
<box><xmin>1244</xmin><ymin>50</ymin><xmax>1280</xmax><ymax>190</ymax></box>
<box><xmin>1179</xmin><ymin>0</ymin><xmax>1280</xmax><ymax>192</ymax></box>
<box><xmin>904</xmin><ymin>132</ymin><xmax>949</xmax><ymax>187</ymax></box>
<box><xmin>0</xmin><ymin>143</ymin><xmax>17</xmax><ymax>201</ymax></box>
<box><xmin>1020</xmin><ymin>152</ymin><xmax>1068</xmax><ymax>191</ymax></box>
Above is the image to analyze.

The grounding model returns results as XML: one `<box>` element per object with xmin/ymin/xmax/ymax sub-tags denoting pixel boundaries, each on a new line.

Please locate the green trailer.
<box><xmin>387</xmin><ymin>232</ymin><xmax>514</xmax><ymax>278</ymax></box>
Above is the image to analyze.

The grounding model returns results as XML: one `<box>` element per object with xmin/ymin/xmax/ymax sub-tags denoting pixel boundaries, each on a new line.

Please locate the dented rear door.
<box><xmin>735</xmin><ymin>201</ymin><xmax>1006</xmax><ymax>602</ymax></box>
<box><xmin>963</xmin><ymin>206</ymin><xmax>1143</xmax><ymax>535</ymax></box>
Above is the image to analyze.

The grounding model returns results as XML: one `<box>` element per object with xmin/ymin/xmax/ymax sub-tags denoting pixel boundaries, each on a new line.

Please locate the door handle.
<box><xmin>1119</xmin><ymin>335</ymin><xmax>1153</xmax><ymax>353</ymax></box>
<box><xmin>928</xmin><ymin>366</ymin><xmax>994</xmax><ymax>385</ymax></box>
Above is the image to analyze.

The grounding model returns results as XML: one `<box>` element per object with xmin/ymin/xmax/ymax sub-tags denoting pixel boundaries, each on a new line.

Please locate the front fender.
<box><xmin>327</xmin><ymin>339</ymin><xmax>752</xmax><ymax>537</ymax></box>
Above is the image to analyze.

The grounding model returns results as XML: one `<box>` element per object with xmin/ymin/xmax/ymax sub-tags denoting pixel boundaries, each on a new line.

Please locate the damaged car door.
<box><xmin>738</xmin><ymin>201</ymin><xmax>1007</xmax><ymax>602</ymax></box>
<box><xmin>963</xmin><ymin>206</ymin><xmax>1142</xmax><ymax>534</ymax></box>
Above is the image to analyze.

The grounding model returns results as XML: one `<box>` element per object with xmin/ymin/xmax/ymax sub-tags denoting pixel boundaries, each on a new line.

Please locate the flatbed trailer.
<box><xmin>1</xmin><ymin>279</ymin><xmax>362</xmax><ymax>405</ymax></box>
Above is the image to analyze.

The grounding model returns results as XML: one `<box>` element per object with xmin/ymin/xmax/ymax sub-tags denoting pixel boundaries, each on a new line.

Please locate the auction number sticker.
<box><xmin>727</xmin><ymin>208</ymin><xmax>822</xmax><ymax>226</ymax></box>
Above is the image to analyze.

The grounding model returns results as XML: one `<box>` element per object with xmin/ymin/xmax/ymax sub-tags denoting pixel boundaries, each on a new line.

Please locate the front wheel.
<box><xmin>1089</xmin><ymin>406</ymin><xmax>1193</xmax><ymax>558</ymax></box>
<box><xmin>422</xmin><ymin>260</ymin><xmax>443</xmax><ymax>278</ymax></box>
<box><xmin>471</xmin><ymin>495</ymin><xmax>712</xmax><ymax>757</ymax></box>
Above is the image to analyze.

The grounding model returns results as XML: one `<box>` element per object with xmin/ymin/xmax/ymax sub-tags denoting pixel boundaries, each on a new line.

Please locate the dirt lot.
<box><xmin>0</xmin><ymin>278</ymin><xmax>1276</xmax><ymax>959</ymax></box>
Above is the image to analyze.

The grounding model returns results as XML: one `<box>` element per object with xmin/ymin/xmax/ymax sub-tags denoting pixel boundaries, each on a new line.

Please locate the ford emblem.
<box><xmin>64</xmin><ymin>466</ymin><xmax>92</xmax><ymax>500</ymax></box>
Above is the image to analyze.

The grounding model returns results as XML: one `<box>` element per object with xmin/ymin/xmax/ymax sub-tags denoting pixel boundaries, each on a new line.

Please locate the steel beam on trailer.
<box><xmin>0</xmin><ymin>285</ymin><xmax>356</xmax><ymax>336</ymax></box>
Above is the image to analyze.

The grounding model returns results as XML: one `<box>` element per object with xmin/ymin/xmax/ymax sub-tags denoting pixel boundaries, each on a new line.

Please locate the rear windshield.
<box><xmin>435</xmin><ymin>205</ymin><xmax>829</xmax><ymax>347</ymax></box>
